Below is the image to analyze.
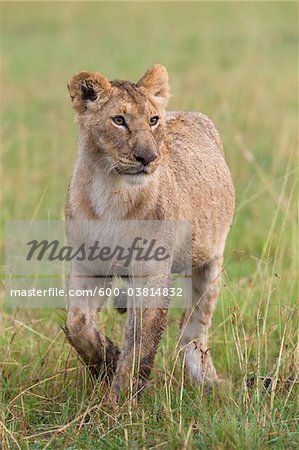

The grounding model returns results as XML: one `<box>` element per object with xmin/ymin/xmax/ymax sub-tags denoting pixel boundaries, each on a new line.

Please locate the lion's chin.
<box><xmin>121</xmin><ymin>172</ymin><xmax>150</xmax><ymax>186</ymax></box>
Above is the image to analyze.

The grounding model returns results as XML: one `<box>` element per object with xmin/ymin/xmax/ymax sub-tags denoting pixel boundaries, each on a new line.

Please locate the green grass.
<box><xmin>1</xmin><ymin>2</ymin><xmax>298</xmax><ymax>449</ymax></box>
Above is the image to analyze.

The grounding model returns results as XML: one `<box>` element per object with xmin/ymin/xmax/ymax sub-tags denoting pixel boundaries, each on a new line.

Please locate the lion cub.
<box><xmin>65</xmin><ymin>65</ymin><xmax>235</xmax><ymax>401</ymax></box>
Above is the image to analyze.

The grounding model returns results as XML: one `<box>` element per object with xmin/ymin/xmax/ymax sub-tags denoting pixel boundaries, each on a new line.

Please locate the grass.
<box><xmin>0</xmin><ymin>2</ymin><xmax>298</xmax><ymax>449</ymax></box>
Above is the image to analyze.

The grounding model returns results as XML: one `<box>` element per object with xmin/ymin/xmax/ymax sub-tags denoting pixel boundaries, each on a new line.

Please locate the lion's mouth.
<box><xmin>126</xmin><ymin>170</ymin><xmax>147</xmax><ymax>176</ymax></box>
<box><xmin>115</xmin><ymin>167</ymin><xmax>149</xmax><ymax>176</ymax></box>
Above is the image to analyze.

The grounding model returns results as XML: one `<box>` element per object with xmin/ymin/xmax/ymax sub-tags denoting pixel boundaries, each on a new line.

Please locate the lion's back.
<box><xmin>165</xmin><ymin>111</ymin><xmax>224</xmax><ymax>158</ymax></box>
<box><xmin>165</xmin><ymin>111</ymin><xmax>235</xmax><ymax>262</ymax></box>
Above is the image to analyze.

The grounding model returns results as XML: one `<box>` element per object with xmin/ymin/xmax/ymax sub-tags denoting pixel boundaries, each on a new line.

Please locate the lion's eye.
<box><xmin>149</xmin><ymin>116</ymin><xmax>159</xmax><ymax>126</ymax></box>
<box><xmin>112</xmin><ymin>116</ymin><xmax>127</xmax><ymax>127</ymax></box>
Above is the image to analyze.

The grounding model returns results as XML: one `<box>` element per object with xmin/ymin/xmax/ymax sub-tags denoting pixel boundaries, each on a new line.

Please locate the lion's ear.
<box><xmin>68</xmin><ymin>71</ymin><xmax>111</xmax><ymax>113</ymax></box>
<box><xmin>137</xmin><ymin>64</ymin><xmax>170</xmax><ymax>107</ymax></box>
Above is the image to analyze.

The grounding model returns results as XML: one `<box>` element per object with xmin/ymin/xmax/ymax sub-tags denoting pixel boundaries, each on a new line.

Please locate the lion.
<box><xmin>65</xmin><ymin>64</ymin><xmax>235</xmax><ymax>402</ymax></box>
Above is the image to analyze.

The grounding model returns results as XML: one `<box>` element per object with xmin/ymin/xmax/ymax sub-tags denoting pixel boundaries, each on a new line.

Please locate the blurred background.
<box><xmin>0</xmin><ymin>2</ymin><xmax>298</xmax><ymax>448</ymax></box>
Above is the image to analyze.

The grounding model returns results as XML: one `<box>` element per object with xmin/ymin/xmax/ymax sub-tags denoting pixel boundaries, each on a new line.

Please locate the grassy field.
<box><xmin>1</xmin><ymin>2</ymin><xmax>298</xmax><ymax>449</ymax></box>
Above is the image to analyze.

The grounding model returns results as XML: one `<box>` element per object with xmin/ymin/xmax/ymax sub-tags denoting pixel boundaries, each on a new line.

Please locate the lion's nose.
<box><xmin>134</xmin><ymin>147</ymin><xmax>158</xmax><ymax>166</ymax></box>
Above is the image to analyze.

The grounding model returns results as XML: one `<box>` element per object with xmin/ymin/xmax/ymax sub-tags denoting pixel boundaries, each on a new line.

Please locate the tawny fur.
<box><xmin>65</xmin><ymin>64</ymin><xmax>235</xmax><ymax>400</ymax></box>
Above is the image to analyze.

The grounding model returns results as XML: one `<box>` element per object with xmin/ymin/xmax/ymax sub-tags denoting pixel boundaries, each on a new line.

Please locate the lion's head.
<box><xmin>68</xmin><ymin>65</ymin><xmax>170</xmax><ymax>183</ymax></box>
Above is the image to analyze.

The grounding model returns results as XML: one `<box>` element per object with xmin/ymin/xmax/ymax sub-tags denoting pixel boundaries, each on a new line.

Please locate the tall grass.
<box><xmin>1</xmin><ymin>2</ymin><xmax>298</xmax><ymax>448</ymax></box>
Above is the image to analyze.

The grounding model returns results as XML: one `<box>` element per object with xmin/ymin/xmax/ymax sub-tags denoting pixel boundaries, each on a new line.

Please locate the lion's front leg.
<box><xmin>65</xmin><ymin>270</ymin><xmax>120</xmax><ymax>380</ymax></box>
<box><xmin>111</xmin><ymin>276</ymin><xmax>171</xmax><ymax>401</ymax></box>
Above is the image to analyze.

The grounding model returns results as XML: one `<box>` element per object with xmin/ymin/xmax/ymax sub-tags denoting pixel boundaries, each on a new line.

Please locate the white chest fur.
<box><xmin>89</xmin><ymin>169</ymin><xmax>151</xmax><ymax>220</ymax></box>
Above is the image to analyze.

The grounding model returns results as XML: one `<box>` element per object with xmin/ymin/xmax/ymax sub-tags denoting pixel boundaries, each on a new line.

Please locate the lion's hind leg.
<box><xmin>180</xmin><ymin>257</ymin><xmax>223</xmax><ymax>384</ymax></box>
